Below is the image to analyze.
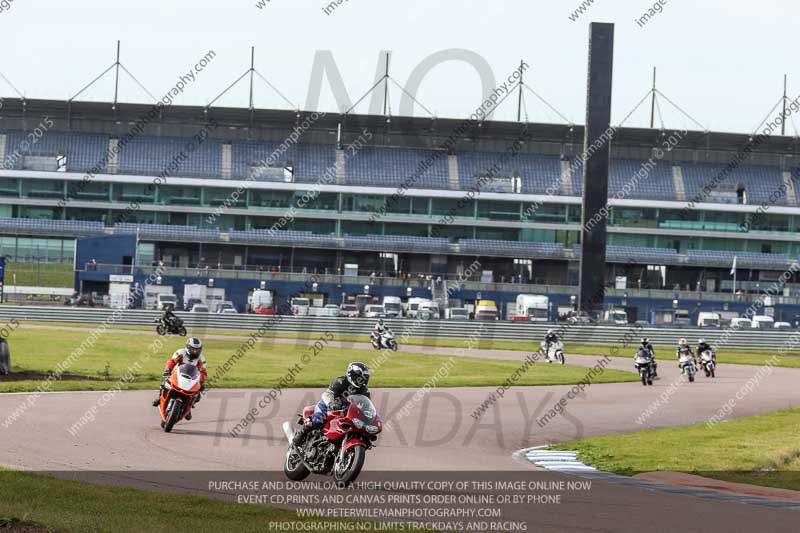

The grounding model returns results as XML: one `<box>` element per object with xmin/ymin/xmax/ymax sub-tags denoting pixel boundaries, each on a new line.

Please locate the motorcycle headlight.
<box><xmin>352</xmin><ymin>418</ymin><xmax>365</xmax><ymax>429</ymax></box>
<box><xmin>365</xmin><ymin>424</ymin><xmax>380</xmax><ymax>434</ymax></box>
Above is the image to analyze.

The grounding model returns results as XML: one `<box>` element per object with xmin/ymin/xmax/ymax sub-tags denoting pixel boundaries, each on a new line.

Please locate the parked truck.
<box><xmin>475</xmin><ymin>300</ymin><xmax>499</xmax><ymax>321</ymax></box>
<box><xmin>512</xmin><ymin>294</ymin><xmax>549</xmax><ymax>322</ymax></box>
<box><xmin>144</xmin><ymin>286</ymin><xmax>175</xmax><ymax>310</ymax></box>
<box><xmin>382</xmin><ymin>296</ymin><xmax>403</xmax><ymax>318</ymax></box>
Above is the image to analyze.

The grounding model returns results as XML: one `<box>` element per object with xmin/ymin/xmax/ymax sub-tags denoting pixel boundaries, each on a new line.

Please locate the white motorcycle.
<box><xmin>371</xmin><ymin>330</ymin><xmax>398</xmax><ymax>351</ymax></box>
<box><xmin>678</xmin><ymin>352</ymin><xmax>697</xmax><ymax>383</ymax></box>
<box><xmin>541</xmin><ymin>340</ymin><xmax>565</xmax><ymax>365</ymax></box>
<box><xmin>700</xmin><ymin>350</ymin><xmax>716</xmax><ymax>378</ymax></box>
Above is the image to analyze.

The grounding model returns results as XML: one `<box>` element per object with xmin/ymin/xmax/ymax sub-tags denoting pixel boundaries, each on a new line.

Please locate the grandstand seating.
<box><xmin>458</xmin><ymin>152</ymin><xmax>563</xmax><ymax>194</ymax></box>
<box><xmin>681</xmin><ymin>163</ymin><xmax>788</xmax><ymax>206</ymax></box>
<box><xmin>114</xmin><ymin>223</ymin><xmax>220</xmax><ymax>241</ymax></box>
<box><xmin>344</xmin><ymin>146</ymin><xmax>450</xmax><ymax>189</ymax></box>
<box><xmin>2</xmin><ymin>129</ymin><xmax>798</xmax><ymax>207</ymax></box>
<box><xmin>231</xmin><ymin>141</ymin><xmax>336</xmax><ymax>182</ymax></box>
<box><xmin>0</xmin><ymin>217</ymin><xmax>105</xmax><ymax>236</ymax></box>
<box><xmin>117</xmin><ymin>136</ymin><xmax>222</xmax><ymax>178</ymax></box>
<box><xmin>459</xmin><ymin>239</ymin><xmax>568</xmax><ymax>259</ymax></box>
<box><xmin>4</xmin><ymin>130</ymin><xmax>109</xmax><ymax>172</ymax></box>
<box><xmin>610</xmin><ymin>159</ymin><xmax>676</xmax><ymax>200</ymax></box>
<box><xmin>686</xmin><ymin>249</ymin><xmax>792</xmax><ymax>269</ymax></box>
<box><xmin>346</xmin><ymin>234</ymin><xmax>451</xmax><ymax>254</ymax></box>
<box><xmin>229</xmin><ymin>229</ymin><xmax>339</xmax><ymax>247</ymax></box>
<box><xmin>606</xmin><ymin>245</ymin><xmax>679</xmax><ymax>264</ymax></box>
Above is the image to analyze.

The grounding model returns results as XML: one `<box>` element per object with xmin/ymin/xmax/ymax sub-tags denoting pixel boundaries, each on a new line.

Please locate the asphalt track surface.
<box><xmin>2</xmin><ymin>325</ymin><xmax>800</xmax><ymax>532</ymax></box>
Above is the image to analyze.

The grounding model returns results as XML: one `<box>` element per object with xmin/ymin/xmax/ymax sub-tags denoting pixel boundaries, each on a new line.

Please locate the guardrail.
<box><xmin>0</xmin><ymin>306</ymin><xmax>797</xmax><ymax>351</ymax></box>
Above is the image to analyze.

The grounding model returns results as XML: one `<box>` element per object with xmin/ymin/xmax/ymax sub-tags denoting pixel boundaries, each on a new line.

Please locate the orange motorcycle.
<box><xmin>158</xmin><ymin>363</ymin><xmax>202</xmax><ymax>432</ymax></box>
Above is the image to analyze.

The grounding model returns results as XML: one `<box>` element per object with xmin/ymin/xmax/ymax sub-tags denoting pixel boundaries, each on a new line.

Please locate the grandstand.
<box><xmin>1</xmin><ymin>97</ymin><xmax>800</xmax><ymax>319</ymax></box>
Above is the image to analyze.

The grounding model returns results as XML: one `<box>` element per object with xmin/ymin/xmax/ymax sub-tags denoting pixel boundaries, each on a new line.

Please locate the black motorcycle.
<box><xmin>634</xmin><ymin>349</ymin><xmax>656</xmax><ymax>386</ymax></box>
<box><xmin>155</xmin><ymin>316</ymin><xmax>186</xmax><ymax>336</ymax></box>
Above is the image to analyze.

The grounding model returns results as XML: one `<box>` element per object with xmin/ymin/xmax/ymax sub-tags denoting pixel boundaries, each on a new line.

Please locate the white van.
<box><xmin>363</xmin><ymin>305</ymin><xmax>387</xmax><ymax>318</ymax></box>
<box><xmin>751</xmin><ymin>315</ymin><xmax>775</xmax><ymax>329</ymax></box>
<box><xmin>291</xmin><ymin>298</ymin><xmax>310</xmax><ymax>316</ymax></box>
<box><xmin>444</xmin><ymin>308</ymin><xmax>470</xmax><ymax>320</ymax></box>
<box><xmin>697</xmin><ymin>312</ymin><xmax>721</xmax><ymax>328</ymax></box>
<box><xmin>156</xmin><ymin>293</ymin><xmax>178</xmax><ymax>311</ymax></box>
<box><xmin>382</xmin><ymin>296</ymin><xmax>403</xmax><ymax>318</ymax></box>
<box><xmin>730</xmin><ymin>317</ymin><xmax>752</xmax><ymax>329</ymax></box>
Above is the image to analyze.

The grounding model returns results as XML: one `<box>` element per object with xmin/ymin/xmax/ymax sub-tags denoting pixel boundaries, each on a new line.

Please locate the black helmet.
<box><xmin>378</xmin><ymin>319</ymin><xmax>384</xmax><ymax>326</ymax></box>
<box><xmin>346</xmin><ymin>362</ymin><xmax>370</xmax><ymax>389</ymax></box>
<box><xmin>186</xmin><ymin>337</ymin><xmax>202</xmax><ymax>360</ymax></box>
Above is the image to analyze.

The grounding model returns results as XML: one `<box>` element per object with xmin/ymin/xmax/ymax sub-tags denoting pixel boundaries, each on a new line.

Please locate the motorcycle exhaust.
<box><xmin>282</xmin><ymin>421</ymin><xmax>295</xmax><ymax>443</ymax></box>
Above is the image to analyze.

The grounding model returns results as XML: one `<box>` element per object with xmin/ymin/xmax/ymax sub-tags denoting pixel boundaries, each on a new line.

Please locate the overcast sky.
<box><xmin>0</xmin><ymin>0</ymin><xmax>797</xmax><ymax>134</ymax></box>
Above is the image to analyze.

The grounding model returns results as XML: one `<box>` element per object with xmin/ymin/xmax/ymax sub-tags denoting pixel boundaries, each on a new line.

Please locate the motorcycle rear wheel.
<box><xmin>333</xmin><ymin>445</ymin><xmax>366</xmax><ymax>487</ymax></box>
<box><xmin>284</xmin><ymin>447</ymin><xmax>311</xmax><ymax>481</ymax></box>
<box><xmin>164</xmin><ymin>399</ymin><xmax>183</xmax><ymax>433</ymax></box>
<box><xmin>177</xmin><ymin>326</ymin><xmax>187</xmax><ymax>336</ymax></box>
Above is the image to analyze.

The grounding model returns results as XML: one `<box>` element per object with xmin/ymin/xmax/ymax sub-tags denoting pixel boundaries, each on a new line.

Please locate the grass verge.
<box><xmin>18</xmin><ymin>320</ymin><xmax>800</xmax><ymax>368</ymax></box>
<box><xmin>550</xmin><ymin>408</ymin><xmax>800</xmax><ymax>492</ymax></box>
<box><xmin>0</xmin><ymin>470</ymin><xmax>354</xmax><ymax>533</ymax></box>
<box><xmin>0</xmin><ymin>327</ymin><xmax>638</xmax><ymax>392</ymax></box>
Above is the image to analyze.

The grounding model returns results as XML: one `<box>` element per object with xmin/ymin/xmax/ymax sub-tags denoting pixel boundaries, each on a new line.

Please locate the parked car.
<box><xmin>730</xmin><ymin>317</ymin><xmax>752</xmax><ymax>329</ymax></box>
<box><xmin>190</xmin><ymin>304</ymin><xmax>210</xmax><ymax>313</ymax></box>
<box><xmin>339</xmin><ymin>304</ymin><xmax>359</xmax><ymax>318</ymax></box>
<box><xmin>363</xmin><ymin>305</ymin><xmax>387</xmax><ymax>318</ymax></box>
<box><xmin>254</xmin><ymin>303</ymin><xmax>275</xmax><ymax>315</ymax></box>
<box><xmin>774</xmin><ymin>321</ymin><xmax>793</xmax><ymax>330</ymax></box>
<box><xmin>184</xmin><ymin>298</ymin><xmax>202</xmax><ymax>311</ymax></box>
<box><xmin>216</xmin><ymin>302</ymin><xmax>237</xmax><ymax>314</ymax></box>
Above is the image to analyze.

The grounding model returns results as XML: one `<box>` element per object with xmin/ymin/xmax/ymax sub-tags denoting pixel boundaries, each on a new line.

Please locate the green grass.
<box><xmin>4</xmin><ymin>263</ymin><xmax>73</xmax><ymax>288</ymax></box>
<box><xmin>0</xmin><ymin>326</ymin><xmax>638</xmax><ymax>392</ymax></box>
<box><xmin>550</xmin><ymin>408</ymin><xmax>800</xmax><ymax>492</ymax></box>
<box><xmin>20</xmin><ymin>319</ymin><xmax>800</xmax><ymax>368</ymax></box>
<box><xmin>0</xmin><ymin>470</ymin><xmax>356</xmax><ymax>533</ymax></box>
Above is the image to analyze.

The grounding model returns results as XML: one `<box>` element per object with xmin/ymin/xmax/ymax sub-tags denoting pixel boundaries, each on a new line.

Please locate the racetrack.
<box><xmin>1</xmin><ymin>329</ymin><xmax>799</xmax><ymax>531</ymax></box>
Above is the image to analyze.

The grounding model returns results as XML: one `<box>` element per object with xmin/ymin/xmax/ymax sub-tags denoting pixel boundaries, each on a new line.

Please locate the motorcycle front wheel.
<box><xmin>557</xmin><ymin>351</ymin><xmax>565</xmax><ymax>365</ymax></box>
<box><xmin>284</xmin><ymin>447</ymin><xmax>310</xmax><ymax>481</ymax></box>
<box><xmin>640</xmin><ymin>370</ymin><xmax>648</xmax><ymax>386</ymax></box>
<box><xmin>390</xmin><ymin>341</ymin><xmax>398</xmax><ymax>352</ymax></box>
<box><xmin>333</xmin><ymin>445</ymin><xmax>366</xmax><ymax>487</ymax></box>
<box><xmin>164</xmin><ymin>399</ymin><xmax>183</xmax><ymax>433</ymax></box>
<box><xmin>156</xmin><ymin>324</ymin><xmax>166</xmax><ymax>336</ymax></box>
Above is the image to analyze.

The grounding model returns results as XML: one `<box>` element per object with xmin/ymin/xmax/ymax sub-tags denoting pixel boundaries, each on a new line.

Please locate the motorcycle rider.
<box><xmin>292</xmin><ymin>362</ymin><xmax>371</xmax><ymax>447</ymax></box>
<box><xmin>372</xmin><ymin>319</ymin><xmax>389</xmax><ymax>348</ymax></box>
<box><xmin>162</xmin><ymin>306</ymin><xmax>180</xmax><ymax>329</ymax></box>
<box><xmin>696</xmin><ymin>338</ymin><xmax>717</xmax><ymax>367</ymax></box>
<box><xmin>639</xmin><ymin>337</ymin><xmax>657</xmax><ymax>376</ymax></box>
<box><xmin>542</xmin><ymin>329</ymin><xmax>559</xmax><ymax>363</ymax></box>
<box><xmin>152</xmin><ymin>337</ymin><xmax>208</xmax><ymax>420</ymax></box>
<box><xmin>676</xmin><ymin>338</ymin><xmax>696</xmax><ymax>371</ymax></box>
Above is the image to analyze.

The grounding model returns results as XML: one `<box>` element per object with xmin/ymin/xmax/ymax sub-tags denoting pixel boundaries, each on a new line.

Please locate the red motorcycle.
<box><xmin>283</xmin><ymin>394</ymin><xmax>382</xmax><ymax>486</ymax></box>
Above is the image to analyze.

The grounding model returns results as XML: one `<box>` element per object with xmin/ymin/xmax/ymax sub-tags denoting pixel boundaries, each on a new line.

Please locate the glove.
<box><xmin>162</xmin><ymin>369</ymin><xmax>171</xmax><ymax>378</ymax></box>
<box><xmin>310</xmin><ymin>412</ymin><xmax>325</xmax><ymax>426</ymax></box>
<box><xmin>200</xmin><ymin>382</ymin><xmax>207</xmax><ymax>392</ymax></box>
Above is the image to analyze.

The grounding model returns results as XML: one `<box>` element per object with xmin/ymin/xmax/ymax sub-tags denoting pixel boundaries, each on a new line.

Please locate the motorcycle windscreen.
<box><xmin>176</xmin><ymin>363</ymin><xmax>200</xmax><ymax>390</ymax></box>
<box><xmin>347</xmin><ymin>394</ymin><xmax>377</xmax><ymax>424</ymax></box>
